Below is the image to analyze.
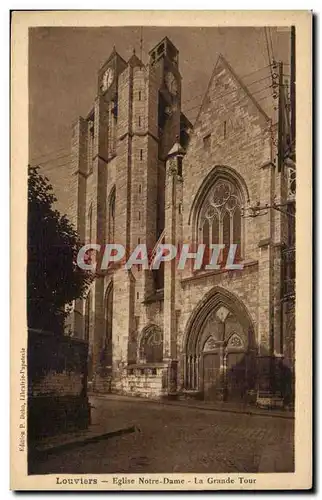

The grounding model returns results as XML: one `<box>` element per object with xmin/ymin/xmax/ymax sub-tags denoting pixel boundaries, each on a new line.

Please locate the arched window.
<box><xmin>222</xmin><ymin>210</ymin><xmax>231</xmax><ymax>246</ymax></box>
<box><xmin>139</xmin><ymin>325</ymin><xmax>163</xmax><ymax>363</ymax></box>
<box><xmin>198</xmin><ymin>179</ymin><xmax>243</xmax><ymax>264</ymax></box>
<box><xmin>88</xmin><ymin>120</ymin><xmax>94</xmax><ymax>173</ymax></box>
<box><xmin>212</xmin><ymin>216</ymin><xmax>219</xmax><ymax>245</ymax></box>
<box><xmin>87</xmin><ymin>204</ymin><xmax>93</xmax><ymax>243</ymax></box>
<box><xmin>108</xmin><ymin>189</ymin><xmax>115</xmax><ymax>244</ymax></box>
<box><xmin>104</xmin><ymin>284</ymin><xmax>113</xmax><ymax>368</ymax></box>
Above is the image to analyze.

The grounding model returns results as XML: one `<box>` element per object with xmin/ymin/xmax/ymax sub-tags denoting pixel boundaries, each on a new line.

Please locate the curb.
<box><xmin>90</xmin><ymin>393</ymin><xmax>295</xmax><ymax>420</ymax></box>
<box><xmin>29</xmin><ymin>425</ymin><xmax>138</xmax><ymax>457</ymax></box>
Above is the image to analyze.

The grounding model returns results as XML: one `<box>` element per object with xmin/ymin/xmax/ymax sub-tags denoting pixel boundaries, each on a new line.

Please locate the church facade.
<box><xmin>68</xmin><ymin>37</ymin><xmax>295</xmax><ymax>407</ymax></box>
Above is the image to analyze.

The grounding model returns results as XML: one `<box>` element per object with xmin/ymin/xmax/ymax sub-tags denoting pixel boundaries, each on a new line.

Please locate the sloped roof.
<box><xmin>167</xmin><ymin>140</ymin><xmax>186</xmax><ymax>157</ymax></box>
<box><xmin>98</xmin><ymin>46</ymin><xmax>127</xmax><ymax>73</ymax></box>
<box><xmin>127</xmin><ymin>49</ymin><xmax>144</xmax><ymax>68</ymax></box>
<box><xmin>194</xmin><ymin>54</ymin><xmax>270</xmax><ymax>128</ymax></box>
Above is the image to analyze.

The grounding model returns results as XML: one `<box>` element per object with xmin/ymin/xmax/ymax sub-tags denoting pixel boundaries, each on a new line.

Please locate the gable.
<box><xmin>182</xmin><ymin>55</ymin><xmax>273</xmax><ymax>216</ymax></box>
<box><xmin>191</xmin><ymin>54</ymin><xmax>271</xmax><ymax>147</ymax></box>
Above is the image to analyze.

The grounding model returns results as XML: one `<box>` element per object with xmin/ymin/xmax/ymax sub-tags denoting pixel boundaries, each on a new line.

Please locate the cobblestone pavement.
<box><xmin>29</xmin><ymin>395</ymin><xmax>294</xmax><ymax>474</ymax></box>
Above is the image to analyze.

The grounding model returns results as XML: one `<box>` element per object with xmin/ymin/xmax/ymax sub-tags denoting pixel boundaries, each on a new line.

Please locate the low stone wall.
<box><xmin>112</xmin><ymin>364</ymin><xmax>166</xmax><ymax>399</ymax></box>
<box><xmin>28</xmin><ymin>329</ymin><xmax>90</xmax><ymax>440</ymax></box>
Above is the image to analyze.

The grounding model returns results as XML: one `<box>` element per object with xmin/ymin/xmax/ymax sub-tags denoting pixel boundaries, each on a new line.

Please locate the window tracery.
<box><xmin>199</xmin><ymin>179</ymin><xmax>242</xmax><ymax>261</ymax></box>
<box><xmin>139</xmin><ymin>325</ymin><xmax>163</xmax><ymax>363</ymax></box>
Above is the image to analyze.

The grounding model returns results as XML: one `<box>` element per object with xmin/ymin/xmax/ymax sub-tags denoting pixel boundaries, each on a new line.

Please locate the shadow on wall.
<box><xmin>27</xmin><ymin>329</ymin><xmax>91</xmax><ymax>443</ymax></box>
<box><xmin>203</xmin><ymin>349</ymin><xmax>294</xmax><ymax>406</ymax></box>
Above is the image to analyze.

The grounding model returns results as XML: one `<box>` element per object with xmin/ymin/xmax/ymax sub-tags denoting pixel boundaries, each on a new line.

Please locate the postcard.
<box><xmin>11</xmin><ymin>10</ymin><xmax>312</xmax><ymax>490</ymax></box>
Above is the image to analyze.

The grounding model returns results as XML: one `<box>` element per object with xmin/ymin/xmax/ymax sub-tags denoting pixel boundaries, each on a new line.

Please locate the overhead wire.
<box><xmin>183</xmin><ymin>84</ymin><xmax>273</xmax><ymax>116</ymax></box>
<box><xmin>30</xmin><ymin>152</ymin><xmax>71</xmax><ymax>168</ymax></box>
<box><xmin>33</xmin><ymin>160</ymin><xmax>73</xmax><ymax>174</ymax></box>
<box><xmin>29</xmin><ymin>145</ymin><xmax>70</xmax><ymax>164</ymax></box>
<box><xmin>181</xmin><ymin>74</ymin><xmax>271</xmax><ymax>107</ymax></box>
<box><xmin>264</xmin><ymin>27</ymin><xmax>273</xmax><ymax>68</ymax></box>
<box><xmin>36</xmin><ymin>125</ymin><xmax>275</xmax><ymax>175</ymax></box>
<box><xmin>30</xmin><ymin>61</ymin><xmax>282</xmax><ymax>167</ymax></box>
<box><xmin>183</xmin><ymin>63</ymin><xmax>272</xmax><ymax>91</ymax></box>
<box><xmin>268</xmin><ymin>27</ymin><xmax>276</xmax><ymax>65</ymax></box>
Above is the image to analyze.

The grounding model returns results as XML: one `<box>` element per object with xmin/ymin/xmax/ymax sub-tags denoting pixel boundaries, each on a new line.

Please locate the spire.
<box><xmin>140</xmin><ymin>26</ymin><xmax>143</xmax><ymax>62</ymax></box>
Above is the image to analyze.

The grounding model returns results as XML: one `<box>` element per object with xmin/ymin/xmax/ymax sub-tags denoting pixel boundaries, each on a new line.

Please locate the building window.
<box><xmin>138</xmin><ymin>91</ymin><xmax>142</xmax><ymax>101</ymax></box>
<box><xmin>138</xmin><ymin>116</ymin><xmax>141</xmax><ymax>127</ymax></box>
<box><xmin>108</xmin><ymin>189</ymin><xmax>115</xmax><ymax>244</ymax></box>
<box><xmin>88</xmin><ymin>121</ymin><xmax>94</xmax><ymax>172</ymax></box>
<box><xmin>157</xmin><ymin>43</ymin><xmax>165</xmax><ymax>56</ymax></box>
<box><xmin>87</xmin><ymin>204</ymin><xmax>93</xmax><ymax>243</ymax></box>
<box><xmin>139</xmin><ymin>184</ymin><xmax>142</xmax><ymax>193</ymax></box>
<box><xmin>104</xmin><ymin>284</ymin><xmax>113</xmax><ymax>369</ymax></box>
<box><xmin>139</xmin><ymin>325</ymin><xmax>163</xmax><ymax>363</ymax></box>
<box><xmin>140</xmin><ymin>149</ymin><xmax>143</xmax><ymax>161</ymax></box>
<box><xmin>198</xmin><ymin>179</ymin><xmax>242</xmax><ymax>263</ymax></box>
<box><xmin>203</xmin><ymin>133</ymin><xmax>211</xmax><ymax>150</ymax></box>
<box><xmin>138</xmin><ymin>211</ymin><xmax>141</xmax><ymax>221</ymax></box>
<box><xmin>178</xmin><ymin>157</ymin><xmax>183</xmax><ymax>177</ymax></box>
<box><xmin>223</xmin><ymin>120</ymin><xmax>227</xmax><ymax>139</ymax></box>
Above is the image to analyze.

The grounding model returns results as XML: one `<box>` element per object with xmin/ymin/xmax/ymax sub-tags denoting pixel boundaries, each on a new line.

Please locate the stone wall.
<box><xmin>178</xmin><ymin>54</ymin><xmax>284</xmax><ymax>362</ymax></box>
<box><xmin>113</xmin><ymin>364</ymin><xmax>166</xmax><ymax>399</ymax></box>
<box><xmin>28</xmin><ymin>329</ymin><xmax>90</xmax><ymax>440</ymax></box>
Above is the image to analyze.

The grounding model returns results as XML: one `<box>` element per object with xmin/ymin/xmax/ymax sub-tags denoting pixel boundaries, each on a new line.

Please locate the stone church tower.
<box><xmin>69</xmin><ymin>37</ymin><xmax>295</xmax><ymax>407</ymax></box>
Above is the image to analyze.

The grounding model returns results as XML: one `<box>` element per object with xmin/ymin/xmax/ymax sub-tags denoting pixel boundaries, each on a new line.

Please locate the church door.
<box><xmin>203</xmin><ymin>352</ymin><xmax>220</xmax><ymax>400</ymax></box>
<box><xmin>226</xmin><ymin>351</ymin><xmax>247</xmax><ymax>401</ymax></box>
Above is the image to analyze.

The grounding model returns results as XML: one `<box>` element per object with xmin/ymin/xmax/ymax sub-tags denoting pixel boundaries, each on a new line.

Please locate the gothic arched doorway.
<box><xmin>183</xmin><ymin>287</ymin><xmax>256</xmax><ymax>402</ymax></box>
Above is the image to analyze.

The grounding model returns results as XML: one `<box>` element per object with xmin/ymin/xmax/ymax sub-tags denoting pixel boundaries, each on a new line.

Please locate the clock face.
<box><xmin>101</xmin><ymin>68</ymin><xmax>114</xmax><ymax>92</ymax></box>
<box><xmin>165</xmin><ymin>71</ymin><xmax>178</xmax><ymax>95</ymax></box>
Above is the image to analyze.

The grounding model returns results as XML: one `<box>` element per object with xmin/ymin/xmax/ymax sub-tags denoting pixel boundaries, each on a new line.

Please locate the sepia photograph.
<box><xmin>10</xmin><ymin>10</ymin><xmax>312</xmax><ymax>491</ymax></box>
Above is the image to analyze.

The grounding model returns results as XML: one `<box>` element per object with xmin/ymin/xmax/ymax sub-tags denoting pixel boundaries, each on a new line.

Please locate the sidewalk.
<box><xmin>89</xmin><ymin>392</ymin><xmax>294</xmax><ymax>420</ymax></box>
<box><xmin>29</xmin><ymin>421</ymin><xmax>138</xmax><ymax>457</ymax></box>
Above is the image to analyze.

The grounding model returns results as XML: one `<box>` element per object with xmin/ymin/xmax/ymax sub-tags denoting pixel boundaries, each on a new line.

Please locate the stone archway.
<box><xmin>183</xmin><ymin>287</ymin><xmax>256</xmax><ymax>402</ymax></box>
<box><xmin>138</xmin><ymin>324</ymin><xmax>163</xmax><ymax>364</ymax></box>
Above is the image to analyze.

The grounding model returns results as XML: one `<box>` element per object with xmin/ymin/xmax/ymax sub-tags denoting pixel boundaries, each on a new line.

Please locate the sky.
<box><xmin>29</xmin><ymin>26</ymin><xmax>291</xmax><ymax>170</ymax></box>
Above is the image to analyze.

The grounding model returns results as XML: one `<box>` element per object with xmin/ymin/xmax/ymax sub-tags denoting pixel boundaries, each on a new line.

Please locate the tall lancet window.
<box><xmin>88</xmin><ymin>120</ymin><xmax>94</xmax><ymax>173</ymax></box>
<box><xmin>199</xmin><ymin>179</ymin><xmax>242</xmax><ymax>265</ymax></box>
<box><xmin>87</xmin><ymin>203</ymin><xmax>93</xmax><ymax>244</ymax></box>
<box><xmin>108</xmin><ymin>189</ymin><xmax>116</xmax><ymax>244</ymax></box>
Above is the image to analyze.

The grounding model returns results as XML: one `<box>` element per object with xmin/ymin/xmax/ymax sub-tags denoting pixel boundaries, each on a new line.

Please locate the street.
<box><xmin>29</xmin><ymin>395</ymin><xmax>294</xmax><ymax>474</ymax></box>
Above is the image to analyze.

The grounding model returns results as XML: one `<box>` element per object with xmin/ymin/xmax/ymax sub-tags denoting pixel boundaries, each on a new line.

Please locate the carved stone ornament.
<box><xmin>215</xmin><ymin>306</ymin><xmax>230</xmax><ymax>323</ymax></box>
<box><xmin>143</xmin><ymin>326</ymin><xmax>163</xmax><ymax>347</ymax></box>
<box><xmin>227</xmin><ymin>332</ymin><xmax>244</xmax><ymax>348</ymax></box>
<box><xmin>287</xmin><ymin>166</ymin><xmax>296</xmax><ymax>200</ymax></box>
<box><xmin>203</xmin><ymin>336</ymin><xmax>218</xmax><ymax>352</ymax></box>
<box><xmin>167</xmin><ymin>158</ymin><xmax>177</xmax><ymax>176</ymax></box>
